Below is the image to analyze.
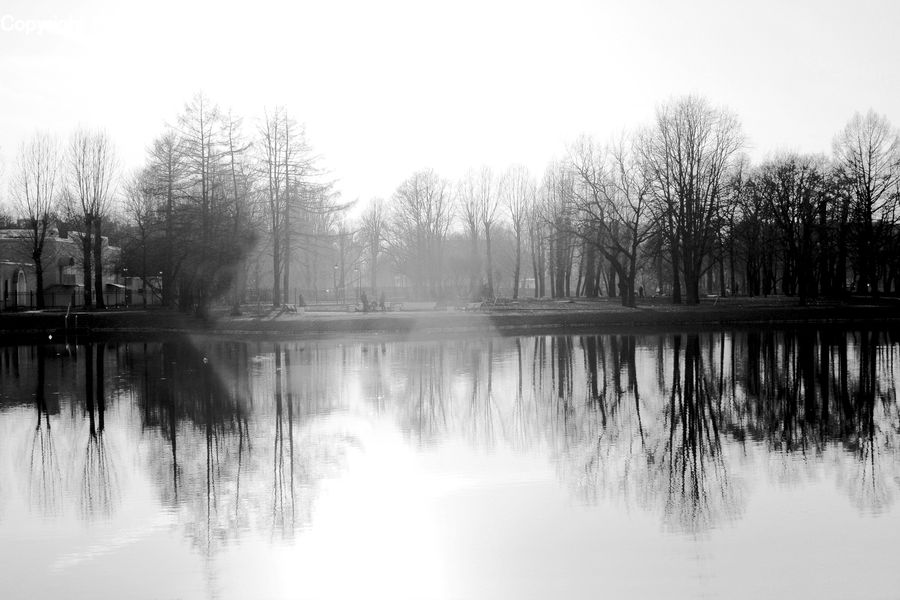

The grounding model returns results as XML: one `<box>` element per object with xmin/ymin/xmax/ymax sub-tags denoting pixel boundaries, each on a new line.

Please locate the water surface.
<box><xmin>1</xmin><ymin>329</ymin><xmax>898</xmax><ymax>599</ymax></box>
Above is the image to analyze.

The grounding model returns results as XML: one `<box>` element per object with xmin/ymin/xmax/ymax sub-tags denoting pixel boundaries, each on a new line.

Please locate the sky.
<box><xmin>0</xmin><ymin>0</ymin><xmax>898</xmax><ymax>211</ymax></box>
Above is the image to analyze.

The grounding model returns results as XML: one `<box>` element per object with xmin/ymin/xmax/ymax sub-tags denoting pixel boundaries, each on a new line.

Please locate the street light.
<box><xmin>354</xmin><ymin>267</ymin><xmax>360</xmax><ymax>301</ymax></box>
<box><xmin>333</xmin><ymin>264</ymin><xmax>339</xmax><ymax>304</ymax></box>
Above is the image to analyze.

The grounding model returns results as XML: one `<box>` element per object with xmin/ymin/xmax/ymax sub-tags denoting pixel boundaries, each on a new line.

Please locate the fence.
<box><xmin>243</xmin><ymin>286</ymin><xmax>417</xmax><ymax>307</ymax></box>
<box><xmin>0</xmin><ymin>289</ymin><xmax>133</xmax><ymax>311</ymax></box>
<box><xmin>0</xmin><ymin>283</ymin><xmax>525</xmax><ymax>312</ymax></box>
<box><xmin>240</xmin><ymin>284</ymin><xmax>528</xmax><ymax>308</ymax></box>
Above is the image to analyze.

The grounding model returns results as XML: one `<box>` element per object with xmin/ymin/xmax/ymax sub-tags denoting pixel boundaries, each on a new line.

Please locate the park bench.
<box><xmin>363</xmin><ymin>300</ymin><xmax>403</xmax><ymax>312</ymax></box>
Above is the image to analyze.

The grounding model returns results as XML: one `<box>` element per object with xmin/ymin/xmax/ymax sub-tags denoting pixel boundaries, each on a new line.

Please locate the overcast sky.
<box><xmin>0</xmin><ymin>0</ymin><xmax>898</xmax><ymax>209</ymax></box>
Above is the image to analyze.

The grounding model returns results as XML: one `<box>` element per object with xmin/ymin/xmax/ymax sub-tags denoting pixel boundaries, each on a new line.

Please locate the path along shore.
<box><xmin>2</xmin><ymin>296</ymin><xmax>899</xmax><ymax>342</ymax></box>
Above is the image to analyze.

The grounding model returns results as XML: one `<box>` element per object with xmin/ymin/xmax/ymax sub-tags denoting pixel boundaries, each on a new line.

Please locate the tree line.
<box><xmin>361</xmin><ymin>97</ymin><xmax>900</xmax><ymax>307</ymax></box>
<box><xmin>3</xmin><ymin>93</ymin><xmax>344</xmax><ymax>314</ymax></box>
<box><xmin>6</xmin><ymin>130</ymin><xmax>117</xmax><ymax>308</ymax></box>
<box><xmin>120</xmin><ymin>94</ymin><xmax>345</xmax><ymax>315</ymax></box>
<box><xmin>5</xmin><ymin>94</ymin><xmax>899</xmax><ymax>311</ymax></box>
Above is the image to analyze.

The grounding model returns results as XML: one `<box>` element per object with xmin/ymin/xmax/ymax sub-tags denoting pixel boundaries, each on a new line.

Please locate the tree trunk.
<box><xmin>670</xmin><ymin>243</ymin><xmax>682</xmax><ymax>304</ymax></box>
<box><xmin>607</xmin><ymin>260</ymin><xmax>617</xmax><ymax>298</ymax></box>
<box><xmin>485</xmin><ymin>223</ymin><xmax>494</xmax><ymax>297</ymax></box>
<box><xmin>163</xmin><ymin>170</ymin><xmax>174</xmax><ymax>307</ymax></box>
<box><xmin>533</xmin><ymin>235</ymin><xmax>545</xmax><ymax>298</ymax></box>
<box><xmin>622</xmin><ymin>274</ymin><xmax>634</xmax><ymax>307</ymax></box>
<box><xmin>728</xmin><ymin>216</ymin><xmax>736</xmax><ymax>295</ymax></box>
<box><xmin>272</xmin><ymin>234</ymin><xmax>281</xmax><ymax>308</ymax></box>
<box><xmin>718</xmin><ymin>247</ymin><xmax>726</xmax><ymax>297</ymax></box>
<box><xmin>34</xmin><ymin>258</ymin><xmax>45</xmax><ymax>309</ymax></box>
<box><xmin>93</xmin><ymin>215</ymin><xmax>105</xmax><ymax>309</ymax></box>
<box><xmin>583</xmin><ymin>237</ymin><xmax>597</xmax><ymax>298</ymax></box>
<box><xmin>683</xmin><ymin>256</ymin><xmax>700</xmax><ymax>305</ymax></box>
<box><xmin>82</xmin><ymin>215</ymin><xmax>93</xmax><ymax>308</ymax></box>
<box><xmin>469</xmin><ymin>231</ymin><xmax>479</xmax><ymax>297</ymax></box>
<box><xmin>623</xmin><ymin>254</ymin><xmax>638</xmax><ymax>308</ymax></box>
<box><xmin>864</xmin><ymin>208</ymin><xmax>877</xmax><ymax>296</ymax></box>
<box><xmin>141</xmin><ymin>236</ymin><xmax>148</xmax><ymax>308</ymax></box>
<box><xmin>512</xmin><ymin>230</ymin><xmax>521</xmax><ymax>300</ymax></box>
<box><xmin>283</xmin><ymin>203</ymin><xmax>291</xmax><ymax>305</ymax></box>
<box><xmin>231</xmin><ymin>258</ymin><xmax>247</xmax><ymax>315</ymax></box>
<box><xmin>554</xmin><ymin>230</ymin><xmax>567</xmax><ymax>297</ymax></box>
<box><xmin>282</xmin><ymin>122</ymin><xmax>292</xmax><ymax>306</ymax></box>
<box><xmin>369</xmin><ymin>247</ymin><xmax>378</xmax><ymax>294</ymax></box>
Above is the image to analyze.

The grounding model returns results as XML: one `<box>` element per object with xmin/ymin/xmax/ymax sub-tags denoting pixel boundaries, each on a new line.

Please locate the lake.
<box><xmin>1</xmin><ymin>328</ymin><xmax>898</xmax><ymax>599</ymax></box>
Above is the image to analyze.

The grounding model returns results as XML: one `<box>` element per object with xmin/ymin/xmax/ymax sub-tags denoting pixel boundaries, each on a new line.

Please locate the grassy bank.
<box><xmin>2</xmin><ymin>297</ymin><xmax>900</xmax><ymax>342</ymax></box>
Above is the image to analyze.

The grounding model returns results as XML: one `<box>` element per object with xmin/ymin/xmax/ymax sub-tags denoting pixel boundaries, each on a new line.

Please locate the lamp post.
<box><xmin>333</xmin><ymin>264</ymin><xmax>339</xmax><ymax>304</ymax></box>
<box><xmin>122</xmin><ymin>268</ymin><xmax>128</xmax><ymax>307</ymax></box>
<box><xmin>354</xmin><ymin>267</ymin><xmax>360</xmax><ymax>302</ymax></box>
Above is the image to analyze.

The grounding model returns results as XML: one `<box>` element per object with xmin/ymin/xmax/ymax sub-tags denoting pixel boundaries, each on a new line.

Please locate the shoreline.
<box><xmin>2</xmin><ymin>297</ymin><xmax>899</xmax><ymax>342</ymax></box>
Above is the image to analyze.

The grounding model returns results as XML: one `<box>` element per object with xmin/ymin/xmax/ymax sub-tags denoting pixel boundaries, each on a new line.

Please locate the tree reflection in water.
<box><xmin>838</xmin><ymin>330</ymin><xmax>899</xmax><ymax>513</ymax></box>
<box><xmin>28</xmin><ymin>347</ymin><xmax>62</xmax><ymax>516</ymax></box>
<box><xmin>80</xmin><ymin>342</ymin><xmax>118</xmax><ymax>518</ymax></box>
<box><xmin>731</xmin><ymin>328</ymin><xmax>900</xmax><ymax>513</ymax></box>
<box><xmin>655</xmin><ymin>334</ymin><xmax>739</xmax><ymax>532</ymax></box>
<box><xmin>1</xmin><ymin>327</ymin><xmax>899</xmax><ymax>551</ymax></box>
<box><xmin>556</xmin><ymin>333</ymin><xmax>741</xmax><ymax>533</ymax></box>
<box><xmin>0</xmin><ymin>339</ymin><xmax>360</xmax><ymax>556</ymax></box>
<box><xmin>273</xmin><ymin>342</ymin><xmax>297</xmax><ymax>536</ymax></box>
<box><xmin>367</xmin><ymin>329</ymin><xmax>900</xmax><ymax>532</ymax></box>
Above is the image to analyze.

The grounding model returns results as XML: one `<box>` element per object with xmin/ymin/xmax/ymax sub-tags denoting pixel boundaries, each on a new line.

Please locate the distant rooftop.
<box><xmin>0</xmin><ymin>227</ymin><xmax>89</xmax><ymax>241</ymax></box>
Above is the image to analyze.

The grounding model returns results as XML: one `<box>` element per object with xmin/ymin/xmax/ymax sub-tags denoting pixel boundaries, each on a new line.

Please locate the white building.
<box><xmin>0</xmin><ymin>226</ymin><xmax>122</xmax><ymax>310</ymax></box>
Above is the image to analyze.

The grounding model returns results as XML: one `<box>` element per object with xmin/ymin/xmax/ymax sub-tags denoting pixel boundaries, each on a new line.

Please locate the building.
<box><xmin>123</xmin><ymin>275</ymin><xmax>162</xmax><ymax>306</ymax></box>
<box><xmin>0</xmin><ymin>226</ymin><xmax>122</xmax><ymax>310</ymax></box>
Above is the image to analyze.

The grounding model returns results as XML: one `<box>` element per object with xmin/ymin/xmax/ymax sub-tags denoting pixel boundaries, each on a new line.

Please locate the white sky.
<box><xmin>0</xmin><ymin>0</ymin><xmax>898</xmax><ymax>210</ymax></box>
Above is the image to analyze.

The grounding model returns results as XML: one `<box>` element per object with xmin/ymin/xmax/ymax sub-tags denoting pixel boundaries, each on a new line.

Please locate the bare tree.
<box><xmin>527</xmin><ymin>180</ymin><xmax>548</xmax><ymax>298</ymax></box>
<box><xmin>833</xmin><ymin>110</ymin><xmax>900</xmax><ymax>295</ymax></box>
<box><xmin>146</xmin><ymin>130</ymin><xmax>186</xmax><ymax>307</ymax></box>
<box><xmin>747</xmin><ymin>153</ymin><xmax>828</xmax><ymax>304</ymax></box>
<box><xmin>456</xmin><ymin>171</ymin><xmax>482</xmax><ymax>296</ymax></box>
<box><xmin>294</xmin><ymin>183</ymin><xmax>343</xmax><ymax>301</ymax></box>
<box><xmin>223</xmin><ymin>109</ymin><xmax>258</xmax><ymax>314</ymax></box>
<box><xmin>641</xmin><ymin>96</ymin><xmax>743</xmax><ymax>304</ymax></box>
<box><xmin>280</xmin><ymin>113</ymin><xmax>314</xmax><ymax>306</ymax></box>
<box><xmin>64</xmin><ymin>128</ymin><xmax>118</xmax><ymax>308</ymax></box>
<box><xmin>0</xmin><ymin>205</ymin><xmax>14</xmax><ymax>227</ymax></box>
<box><xmin>455</xmin><ymin>166</ymin><xmax>502</xmax><ymax>298</ymax></box>
<box><xmin>386</xmin><ymin>169</ymin><xmax>453</xmax><ymax>299</ymax></box>
<box><xmin>257</xmin><ymin>106</ymin><xmax>319</xmax><ymax>308</ymax></box>
<box><xmin>729</xmin><ymin>155</ymin><xmax>768</xmax><ymax>296</ymax></box>
<box><xmin>502</xmin><ymin>165</ymin><xmax>533</xmax><ymax>299</ymax></box>
<box><xmin>360</xmin><ymin>198</ymin><xmax>386</xmax><ymax>293</ymax></box>
<box><xmin>540</xmin><ymin>162</ymin><xmax>576</xmax><ymax>297</ymax></box>
<box><xmin>476</xmin><ymin>166</ymin><xmax>501</xmax><ymax>297</ymax></box>
<box><xmin>259</xmin><ymin>108</ymin><xmax>284</xmax><ymax>306</ymax></box>
<box><xmin>571</xmin><ymin>133</ymin><xmax>654</xmax><ymax>307</ymax></box>
<box><xmin>123</xmin><ymin>169</ymin><xmax>158</xmax><ymax>307</ymax></box>
<box><xmin>10</xmin><ymin>133</ymin><xmax>60</xmax><ymax>308</ymax></box>
<box><xmin>282</xmin><ymin>114</ymin><xmax>295</xmax><ymax>306</ymax></box>
<box><xmin>179</xmin><ymin>92</ymin><xmax>224</xmax><ymax>315</ymax></box>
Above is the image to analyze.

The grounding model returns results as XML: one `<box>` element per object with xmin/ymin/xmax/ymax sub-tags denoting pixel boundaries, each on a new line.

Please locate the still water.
<box><xmin>1</xmin><ymin>329</ymin><xmax>899</xmax><ymax>599</ymax></box>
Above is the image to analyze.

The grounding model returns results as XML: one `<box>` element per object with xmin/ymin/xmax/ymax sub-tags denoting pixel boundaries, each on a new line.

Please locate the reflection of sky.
<box><xmin>0</xmin><ymin>333</ymin><xmax>899</xmax><ymax>599</ymax></box>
